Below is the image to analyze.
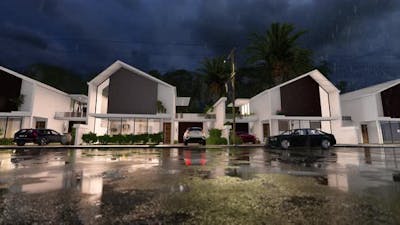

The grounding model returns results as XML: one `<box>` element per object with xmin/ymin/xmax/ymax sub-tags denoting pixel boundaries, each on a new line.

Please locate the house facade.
<box><xmin>341</xmin><ymin>79</ymin><xmax>400</xmax><ymax>144</ymax></box>
<box><xmin>0</xmin><ymin>66</ymin><xmax>87</xmax><ymax>138</ymax></box>
<box><xmin>217</xmin><ymin>70</ymin><xmax>358</xmax><ymax>144</ymax></box>
<box><xmin>86</xmin><ymin>61</ymin><xmax>177</xmax><ymax>144</ymax></box>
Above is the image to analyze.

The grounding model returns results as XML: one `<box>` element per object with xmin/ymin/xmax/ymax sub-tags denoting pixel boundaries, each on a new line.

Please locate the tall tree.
<box><xmin>247</xmin><ymin>23</ymin><xmax>313</xmax><ymax>84</ymax></box>
<box><xmin>199</xmin><ymin>56</ymin><xmax>230</xmax><ymax>103</ymax></box>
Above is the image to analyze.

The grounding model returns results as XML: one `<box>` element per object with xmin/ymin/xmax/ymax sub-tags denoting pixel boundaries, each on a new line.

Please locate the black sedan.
<box><xmin>13</xmin><ymin>129</ymin><xmax>64</xmax><ymax>146</ymax></box>
<box><xmin>267</xmin><ymin>128</ymin><xmax>336</xmax><ymax>150</ymax></box>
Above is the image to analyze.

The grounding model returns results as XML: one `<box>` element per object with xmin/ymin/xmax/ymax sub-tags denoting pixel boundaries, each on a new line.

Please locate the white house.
<box><xmin>0</xmin><ymin>66</ymin><xmax>87</xmax><ymax>138</ymax></box>
<box><xmin>341</xmin><ymin>79</ymin><xmax>400</xmax><ymax>144</ymax></box>
<box><xmin>236</xmin><ymin>69</ymin><xmax>358</xmax><ymax>144</ymax></box>
<box><xmin>86</xmin><ymin>60</ymin><xmax>177</xmax><ymax>144</ymax></box>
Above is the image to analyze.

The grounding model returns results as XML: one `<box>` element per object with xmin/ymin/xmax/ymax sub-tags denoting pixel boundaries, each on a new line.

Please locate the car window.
<box><xmin>294</xmin><ymin>130</ymin><xmax>306</xmax><ymax>135</ymax></box>
<box><xmin>308</xmin><ymin>129</ymin><xmax>323</xmax><ymax>135</ymax></box>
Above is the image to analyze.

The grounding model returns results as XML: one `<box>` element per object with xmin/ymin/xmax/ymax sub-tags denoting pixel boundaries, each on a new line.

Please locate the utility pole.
<box><xmin>227</xmin><ymin>48</ymin><xmax>236</xmax><ymax>145</ymax></box>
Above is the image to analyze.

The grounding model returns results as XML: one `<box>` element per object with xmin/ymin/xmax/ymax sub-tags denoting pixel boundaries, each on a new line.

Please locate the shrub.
<box><xmin>0</xmin><ymin>138</ymin><xmax>14</xmax><ymax>145</ymax></box>
<box><xmin>97</xmin><ymin>135</ymin><xmax>111</xmax><ymax>144</ymax></box>
<box><xmin>230</xmin><ymin>133</ymin><xmax>243</xmax><ymax>145</ymax></box>
<box><xmin>209</xmin><ymin>129</ymin><xmax>222</xmax><ymax>138</ymax></box>
<box><xmin>206</xmin><ymin>129</ymin><xmax>227</xmax><ymax>145</ymax></box>
<box><xmin>71</xmin><ymin>128</ymin><xmax>76</xmax><ymax>145</ymax></box>
<box><xmin>82</xmin><ymin>132</ymin><xmax>97</xmax><ymax>144</ymax></box>
<box><xmin>149</xmin><ymin>132</ymin><xmax>163</xmax><ymax>144</ymax></box>
<box><xmin>82</xmin><ymin>132</ymin><xmax>164</xmax><ymax>145</ymax></box>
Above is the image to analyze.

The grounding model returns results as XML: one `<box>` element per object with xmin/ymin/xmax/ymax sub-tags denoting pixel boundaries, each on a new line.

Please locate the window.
<box><xmin>294</xmin><ymin>129</ymin><xmax>306</xmax><ymax>135</ymax></box>
<box><xmin>121</xmin><ymin>119</ymin><xmax>134</xmax><ymax>135</ymax></box>
<box><xmin>0</xmin><ymin>118</ymin><xmax>6</xmax><ymax>138</ymax></box>
<box><xmin>134</xmin><ymin>118</ymin><xmax>147</xmax><ymax>134</ymax></box>
<box><xmin>308</xmin><ymin>129</ymin><xmax>323</xmax><ymax>135</ymax></box>
<box><xmin>148</xmin><ymin>119</ymin><xmax>161</xmax><ymax>134</ymax></box>
<box><xmin>108</xmin><ymin>119</ymin><xmax>121</xmax><ymax>135</ymax></box>
<box><xmin>5</xmin><ymin>118</ymin><xmax>21</xmax><ymax>138</ymax></box>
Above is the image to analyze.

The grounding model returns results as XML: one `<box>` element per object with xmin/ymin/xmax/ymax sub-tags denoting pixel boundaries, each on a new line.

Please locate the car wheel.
<box><xmin>321</xmin><ymin>139</ymin><xmax>331</xmax><ymax>150</ymax></box>
<box><xmin>184</xmin><ymin>141</ymin><xmax>188</xmax><ymax>146</ymax></box>
<box><xmin>280</xmin><ymin>139</ymin><xmax>290</xmax><ymax>150</ymax></box>
<box><xmin>39</xmin><ymin>138</ymin><xmax>48</xmax><ymax>146</ymax></box>
<box><xmin>16</xmin><ymin>141</ymin><xmax>25</xmax><ymax>146</ymax></box>
<box><xmin>201</xmin><ymin>141</ymin><xmax>206</xmax><ymax>146</ymax></box>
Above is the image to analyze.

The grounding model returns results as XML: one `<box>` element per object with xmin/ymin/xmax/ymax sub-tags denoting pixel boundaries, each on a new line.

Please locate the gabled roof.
<box><xmin>341</xmin><ymin>79</ymin><xmax>400</xmax><ymax>101</ymax></box>
<box><xmin>69</xmin><ymin>94</ymin><xmax>88</xmax><ymax>104</ymax></box>
<box><xmin>176</xmin><ymin>97</ymin><xmax>191</xmax><ymax>106</ymax></box>
<box><xmin>88</xmin><ymin>60</ymin><xmax>175</xmax><ymax>88</ymax></box>
<box><xmin>251</xmin><ymin>69</ymin><xmax>338</xmax><ymax>100</ymax></box>
<box><xmin>227</xmin><ymin>98</ymin><xmax>250</xmax><ymax>107</ymax></box>
<box><xmin>0</xmin><ymin>66</ymin><xmax>68</xmax><ymax>96</ymax></box>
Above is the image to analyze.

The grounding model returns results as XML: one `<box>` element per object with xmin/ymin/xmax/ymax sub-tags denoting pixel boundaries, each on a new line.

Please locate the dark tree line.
<box><xmin>15</xmin><ymin>22</ymin><xmax>349</xmax><ymax>113</ymax></box>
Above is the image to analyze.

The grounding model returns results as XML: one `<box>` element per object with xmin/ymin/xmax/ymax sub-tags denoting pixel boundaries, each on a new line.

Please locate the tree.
<box><xmin>247</xmin><ymin>23</ymin><xmax>313</xmax><ymax>84</ymax></box>
<box><xmin>199</xmin><ymin>56</ymin><xmax>230</xmax><ymax>103</ymax></box>
<box><xmin>336</xmin><ymin>80</ymin><xmax>348</xmax><ymax>93</ymax></box>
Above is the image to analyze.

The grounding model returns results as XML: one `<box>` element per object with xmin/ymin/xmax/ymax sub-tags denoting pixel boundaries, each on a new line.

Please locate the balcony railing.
<box><xmin>225</xmin><ymin>113</ymin><xmax>255</xmax><ymax>119</ymax></box>
<box><xmin>55</xmin><ymin>112</ymin><xmax>87</xmax><ymax>118</ymax></box>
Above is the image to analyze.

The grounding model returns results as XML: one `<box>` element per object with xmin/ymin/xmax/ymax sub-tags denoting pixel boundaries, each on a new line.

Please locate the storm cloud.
<box><xmin>0</xmin><ymin>0</ymin><xmax>399</xmax><ymax>87</ymax></box>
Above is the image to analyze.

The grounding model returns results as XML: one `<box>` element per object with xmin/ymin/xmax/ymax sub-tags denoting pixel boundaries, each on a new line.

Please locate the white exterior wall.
<box><xmin>213</xmin><ymin>98</ymin><xmax>226</xmax><ymax>130</ymax></box>
<box><xmin>341</xmin><ymin>95</ymin><xmax>379</xmax><ymax>123</ymax></box>
<box><xmin>270</xmin><ymin>89</ymin><xmax>281</xmax><ymax>116</ymax></box>
<box><xmin>87</xmin><ymin>84</ymin><xmax>97</xmax><ymax>132</ymax></box>
<box><xmin>157</xmin><ymin>84</ymin><xmax>175</xmax><ymax>116</ymax></box>
<box><xmin>20</xmin><ymin>80</ymin><xmax>35</xmax><ymax>113</ymax></box>
<box><xmin>340</xmin><ymin>94</ymin><xmax>383</xmax><ymax>144</ymax></box>
<box><xmin>249</xmin><ymin>91</ymin><xmax>272</xmax><ymax>142</ymax></box>
<box><xmin>367</xmin><ymin>121</ymin><xmax>380</xmax><ymax>144</ymax></box>
<box><xmin>31</xmin><ymin>85</ymin><xmax>71</xmax><ymax>133</ymax></box>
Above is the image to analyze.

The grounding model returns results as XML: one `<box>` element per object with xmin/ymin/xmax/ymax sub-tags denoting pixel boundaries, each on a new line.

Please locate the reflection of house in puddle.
<box><xmin>327</xmin><ymin>148</ymin><xmax>399</xmax><ymax>192</ymax></box>
<box><xmin>221</xmin><ymin>148</ymin><xmax>268</xmax><ymax>179</ymax></box>
<box><xmin>0</xmin><ymin>151</ymin><xmax>14</xmax><ymax>171</ymax></box>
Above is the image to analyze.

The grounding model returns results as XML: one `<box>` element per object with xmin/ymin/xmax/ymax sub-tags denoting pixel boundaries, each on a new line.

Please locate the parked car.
<box><xmin>267</xmin><ymin>128</ymin><xmax>336</xmax><ymax>150</ymax></box>
<box><xmin>13</xmin><ymin>129</ymin><xmax>64</xmax><ymax>146</ymax></box>
<box><xmin>236</xmin><ymin>131</ymin><xmax>257</xmax><ymax>144</ymax></box>
<box><xmin>183</xmin><ymin>127</ymin><xmax>206</xmax><ymax>146</ymax></box>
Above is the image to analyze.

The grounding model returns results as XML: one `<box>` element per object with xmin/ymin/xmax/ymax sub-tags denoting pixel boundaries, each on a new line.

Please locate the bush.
<box><xmin>71</xmin><ymin>128</ymin><xmax>76</xmax><ymax>145</ymax></box>
<box><xmin>97</xmin><ymin>135</ymin><xmax>111</xmax><ymax>144</ymax></box>
<box><xmin>149</xmin><ymin>132</ymin><xmax>163</xmax><ymax>144</ymax></box>
<box><xmin>0</xmin><ymin>138</ymin><xmax>14</xmax><ymax>145</ymax></box>
<box><xmin>82</xmin><ymin>132</ymin><xmax>97</xmax><ymax>144</ymax></box>
<box><xmin>230</xmin><ymin>133</ymin><xmax>243</xmax><ymax>145</ymax></box>
<box><xmin>206</xmin><ymin>129</ymin><xmax>227</xmax><ymax>145</ymax></box>
<box><xmin>209</xmin><ymin>129</ymin><xmax>222</xmax><ymax>138</ymax></box>
<box><xmin>83</xmin><ymin>132</ymin><xmax>164</xmax><ymax>145</ymax></box>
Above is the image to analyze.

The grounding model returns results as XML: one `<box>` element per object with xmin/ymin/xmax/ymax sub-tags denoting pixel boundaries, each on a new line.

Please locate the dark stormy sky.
<box><xmin>0</xmin><ymin>0</ymin><xmax>399</xmax><ymax>88</ymax></box>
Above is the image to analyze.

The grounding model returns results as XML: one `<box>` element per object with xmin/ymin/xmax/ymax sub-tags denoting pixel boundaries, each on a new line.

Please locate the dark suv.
<box><xmin>13</xmin><ymin>129</ymin><xmax>63</xmax><ymax>146</ymax></box>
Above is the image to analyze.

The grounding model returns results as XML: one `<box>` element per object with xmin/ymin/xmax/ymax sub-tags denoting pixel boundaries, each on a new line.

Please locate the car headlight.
<box><xmin>269</xmin><ymin>137</ymin><xmax>277</xmax><ymax>141</ymax></box>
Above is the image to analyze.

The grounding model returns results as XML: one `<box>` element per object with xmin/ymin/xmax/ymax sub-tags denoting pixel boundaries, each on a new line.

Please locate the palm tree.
<box><xmin>247</xmin><ymin>23</ymin><xmax>313</xmax><ymax>84</ymax></box>
<box><xmin>199</xmin><ymin>56</ymin><xmax>230</xmax><ymax>102</ymax></box>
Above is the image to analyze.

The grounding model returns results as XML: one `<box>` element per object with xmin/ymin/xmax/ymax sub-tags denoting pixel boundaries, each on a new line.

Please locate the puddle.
<box><xmin>0</xmin><ymin>147</ymin><xmax>399</xmax><ymax>224</ymax></box>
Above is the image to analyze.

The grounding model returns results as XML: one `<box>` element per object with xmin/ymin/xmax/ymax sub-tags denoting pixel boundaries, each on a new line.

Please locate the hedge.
<box><xmin>82</xmin><ymin>132</ymin><xmax>163</xmax><ymax>145</ymax></box>
<box><xmin>0</xmin><ymin>138</ymin><xmax>14</xmax><ymax>145</ymax></box>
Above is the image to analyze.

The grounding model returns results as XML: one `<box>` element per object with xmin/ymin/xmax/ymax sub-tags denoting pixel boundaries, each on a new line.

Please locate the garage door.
<box><xmin>178</xmin><ymin>122</ymin><xmax>203</xmax><ymax>143</ymax></box>
<box><xmin>235</xmin><ymin>123</ymin><xmax>249</xmax><ymax>133</ymax></box>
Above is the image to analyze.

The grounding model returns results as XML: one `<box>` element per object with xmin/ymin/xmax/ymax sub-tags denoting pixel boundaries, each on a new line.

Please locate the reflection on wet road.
<box><xmin>0</xmin><ymin>147</ymin><xmax>399</xmax><ymax>224</ymax></box>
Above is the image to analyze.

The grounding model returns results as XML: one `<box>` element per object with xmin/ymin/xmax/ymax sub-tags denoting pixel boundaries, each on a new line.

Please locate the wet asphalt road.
<box><xmin>0</xmin><ymin>147</ymin><xmax>399</xmax><ymax>225</ymax></box>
